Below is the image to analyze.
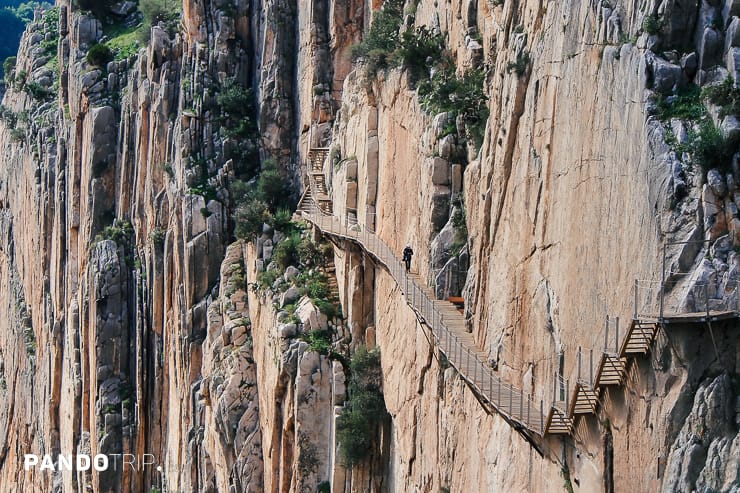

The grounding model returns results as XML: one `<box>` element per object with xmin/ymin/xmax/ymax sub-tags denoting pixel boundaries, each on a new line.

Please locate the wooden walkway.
<box><xmin>298</xmin><ymin>148</ymin><xmax>740</xmax><ymax>439</ymax></box>
<box><xmin>299</xmin><ymin>204</ymin><xmax>546</xmax><ymax>436</ymax></box>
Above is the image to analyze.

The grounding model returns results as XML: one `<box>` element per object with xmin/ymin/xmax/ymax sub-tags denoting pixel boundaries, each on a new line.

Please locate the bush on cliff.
<box><xmin>139</xmin><ymin>0</ymin><xmax>181</xmax><ymax>41</ymax></box>
<box><xmin>86</xmin><ymin>43</ymin><xmax>113</xmax><ymax>67</ymax></box>
<box><xmin>350</xmin><ymin>0</ymin><xmax>403</xmax><ymax>75</ymax></box>
<box><xmin>396</xmin><ymin>26</ymin><xmax>445</xmax><ymax>83</ymax></box>
<box><xmin>337</xmin><ymin>347</ymin><xmax>388</xmax><ymax>465</ymax></box>
<box><xmin>233</xmin><ymin>160</ymin><xmax>293</xmax><ymax>240</ymax></box>
<box><xmin>418</xmin><ymin>64</ymin><xmax>489</xmax><ymax>148</ymax></box>
<box><xmin>3</xmin><ymin>56</ymin><xmax>16</xmax><ymax>83</ymax></box>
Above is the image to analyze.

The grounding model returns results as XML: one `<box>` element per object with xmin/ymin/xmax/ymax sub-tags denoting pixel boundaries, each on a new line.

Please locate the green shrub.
<box><xmin>23</xmin><ymin>82</ymin><xmax>50</xmax><ymax>101</ymax></box>
<box><xmin>396</xmin><ymin>26</ymin><xmax>446</xmax><ymax>83</ymax></box>
<box><xmin>350</xmin><ymin>0</ymin><xmax>404</xmax><ymax>76</ymax></box>
<box><xmin>506</xmin><ymin>51</ymin><xmax>531</xmax><ymax>76</ymax></box>
<box><xmin>299</xmin><ymin>272</ymin><xmax>330</xmax><ymax>299</ymax></box>
<box><xmin>418</xmin><ymin>65</ymin><xmax>489</xmax><ymax>148</ymax></box>
<box><xmin>257</xmin><ymin>160</ymin><xmax>289</xmax><ymax>208</ymax></box>
<box><xmin>9</xmin><ymin>128</ymin><xmax>25</xmax><ymax>142</ymax></box>
<box><xmin>232</xmin><ymin>160</ymin><xmax>294</xmax><ymax>240</ymax></box>
<box><xmin>217</xmin><ymin>77</ymin><xmax>258</xmax><ymax>138</ymax></box>
<box><xmin>314</xmin><ymin>299</ymin><xmax>340</xmax><ymax>319</ymax></box>
<box><xmin>139</xmin><ymin>0</ymin><xmax>181</xmax><ymax>40</ymax></box>
<box><xmin>686</xmin><ymin>119</ymin><xmax>730</xmax><ymax>173</ymax></box>
<box><xmin>95</xmin><ymin>219</ymin><xmax>134</xmax><ymax>245</ymax></box>
<box><xmin>24</xmin><ymin>325</ymin><xmax>36</xmax><ymax>356</ymax></box>
<box><xmin>655</xmin><ymin>84</ymin><xmax>706</xmax><ymax>121</ymax></box>
<box><xmin>231</xmin><ymin>263</ymin><xmax>246</xmax><ymax>291</ymax></box>
<box><xmin>3</xmin><ymin>56</ymin><xmax>16</xmax><ymax>82</ymax></box>
<box><xmin>256</xmin><ymin>269</ymin><xmax>279</xmax><ymax>290</ymax></box>
<box><xmin>150</xmin><ymin>228</ymin><xmax>166</xmax><ymax>246</ymax></box>
<box><xmin>104</xmin><ymin>22</ymin><xmax>142</xmax><ymax>61</ymax></box>
<box><xmin>337</xmin><ymin>347</ymin><xmax>387</xmax><ymax>465</ymax></box>
<box><xmin>703</xmin><ymin>77</ymin><xmax>740</xmax><ymax>118</ymax></box>
<box><xmin>86</xmin><ymin>43</ymin><xmax>113</xmax><ymax>67</ymax></box>
<box><xmin>272</xmin><ymin>207</ymin><xmax>293</xmax><ymax>232</ymax></box>
<box><xmin>235</xmin><ymin>199</ymin><xmax>271</xmax><ymax>240</ymax></box>
<box><xmin>301</xmin><ymin>330</ymin><xmax>332</xmax><ymax>354</ymax></box>
<box><xmin>272</xmin><ymin>231</ymin><xmax>301</xmax><ymax>270</ymax></box>
<box><xmin>296</xmin><ymin>237</ymin><xmax>323</xmax><ymax>267</ymax></box>
<box><xmin>642</xmin><ymin>14</ymin><xmax>661</xmax><ymax>35</ymax></box>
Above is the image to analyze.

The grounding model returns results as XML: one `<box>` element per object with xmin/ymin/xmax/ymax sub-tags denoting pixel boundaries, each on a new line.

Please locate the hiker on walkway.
<box><xmin>402</xmin><ymin>245</ymin><xmax>414</xmax><ymax>273</ymax></box>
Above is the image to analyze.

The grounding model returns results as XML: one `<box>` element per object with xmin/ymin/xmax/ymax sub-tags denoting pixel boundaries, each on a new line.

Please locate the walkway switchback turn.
<box><xmin>298</xmin><ymin>147</ymin><xmax>740</xmax><ymax>440</ymax></box>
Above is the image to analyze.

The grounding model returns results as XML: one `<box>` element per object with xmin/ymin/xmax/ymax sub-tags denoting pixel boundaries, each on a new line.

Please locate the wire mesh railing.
<box><xmin>550</xmin><ymin>315</ymin><xmax>622</xmax><ymax>410</ymax></box>
<box><xmin>300</xmin><ymin>201</ymin><xmax>547</xmax><ymax>436</ymax></box>
<box><xmin>634</xmin><ymin>278</ymin><xmax>740</xmax><ymax>320</ymax></box>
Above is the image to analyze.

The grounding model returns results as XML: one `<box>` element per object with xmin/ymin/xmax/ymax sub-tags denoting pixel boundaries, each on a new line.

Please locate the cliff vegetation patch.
<box><xmin>351</xmin><ymin>0</ymin><xmax>488</xmax><ymax>149</ymax></box>
<box><xmin>655</xmin><ymin>83</ymin><xmax>735</xmax><ymax>175</ymax></box>
<box><xmin>336</xmin><ymin>346</ymin><xmax>388</xmax><ymax>465</ymax></box>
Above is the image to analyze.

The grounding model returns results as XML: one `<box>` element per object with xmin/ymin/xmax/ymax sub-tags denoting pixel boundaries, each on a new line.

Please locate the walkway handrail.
<box><xmin>300</xmin><ymin>201</ymin><xmax>546</xmax><ymax>436</ymax></box>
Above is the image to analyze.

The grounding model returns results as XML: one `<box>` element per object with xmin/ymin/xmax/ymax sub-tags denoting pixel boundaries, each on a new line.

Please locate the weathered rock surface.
<box><xmin>1</xmin><ymin>0</ymin><xmax>740</xmax><ymax>493</ymax></box>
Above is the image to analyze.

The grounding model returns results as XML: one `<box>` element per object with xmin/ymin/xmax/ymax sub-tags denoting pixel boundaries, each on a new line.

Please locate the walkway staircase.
<box><xmin>297</xmin><ymin>147</ymin><xmax>733</xmax><ymax>440</ymax></box>
<box><xmin>299</xmin><ymin>148</ymin><xmax>332</xmax><ymax>214</ymax></box>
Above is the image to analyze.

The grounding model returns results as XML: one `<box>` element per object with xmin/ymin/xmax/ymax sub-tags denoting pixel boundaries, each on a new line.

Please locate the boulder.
<box><xmin>649</xmin><ymin>55</ymin><xmax>683</xmax><ymax>94</ymax></box>
<box><xmin>708</xmin><ymin>168</ymin><xmax>729</xmax><ymax>197</ymax></box>
<box><xmin>280</xmin><ymin>286</ymin><xmax>300</xmax><ymax>307</ymax></box>
<box><xmin>430</xmin><ymin>157</ymin><xmax>450</xmax><ymax>186</ymax></box>
<box><xmin>439</xmin><ymin>134</ymin><xmax>457</xmax><ymax>160</ymax></box>
<box><xmin>703</xmin><ymin>183</ymin><xmax>727</xmax><ymax>240</ymax></box>
<box><xmin>295</xmin><ymin>297</ymin><xmax>328</xmax><ymax>331</ymax></box>
<box><xmin>721</xmin><ymin>115</ymin><xmax>740</xmax><ymax>145</ymax></box>
<box><xmin>431</xmin><ymin>187</ymin><xmax>451</xmax><ymax>233</ymax></box>
<box><xmin>681</xmin><ymin>52</ymin><xmax>698</xmax><ymax>79</ymax></box>
<box><xmin>698</xmin><ymin>28</ymin><xmax>723</xmax><ymax>71</ymax></box>
<box><xmin>725</xmin><ymin>17</ymin><xmax>740</xmax><ymax>54</ymax></box>
<box><xmin>284</xmin><ymin>265</ymin><xmax>300</xmax><ymax>281</ymax></box>
<box><xmin>332</xmin><ymin>360</ymin><xmax>346</xmax><ymax>403</ymax></box>
<box><xmin>278</xmin><ymin>323</ymin><xmax>298</xmax><ymax>338</ymax></box>
<box><xmin>723</xmin><ymin>0</ymin><xmax>740</xmax><ymax>24</ymax></box>
<box><xmin>451</xmin><ymin>164</ymin><xmax>463</xmax><ymax>194</ymax></box>
<box><xmin>726</xmin><ymin>47</ymin><xmax>740</xmax><ymax>87</ymax></box>
<box><xmin>231</xmin><ymin>325</ymin><xmax>248</xmax><ymax>346</ymax></box>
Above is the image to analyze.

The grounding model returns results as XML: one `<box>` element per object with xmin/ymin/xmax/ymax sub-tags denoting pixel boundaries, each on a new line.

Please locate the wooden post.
<box><xmin>577</xmin><ymin>346</ymin><xmax>582</xmax><ymax>381</ymax></box>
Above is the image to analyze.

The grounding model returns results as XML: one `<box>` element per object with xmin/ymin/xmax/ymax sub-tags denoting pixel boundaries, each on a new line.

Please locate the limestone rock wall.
<box><xmin>0</xmin><ymin>0</ymin><xmax>739</xmax><ymax>492</ymax></box>
<box><xmin>323</xmin><ymin>0</ymin><xmax>740</xmax><ymax>491</ymax></box>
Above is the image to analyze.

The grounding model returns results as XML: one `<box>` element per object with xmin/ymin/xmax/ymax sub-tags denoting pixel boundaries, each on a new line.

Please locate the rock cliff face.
<box><xmin>0</xmin><ymin>0</ymin><xmax>739</xmax><ymax>492</ymax></box>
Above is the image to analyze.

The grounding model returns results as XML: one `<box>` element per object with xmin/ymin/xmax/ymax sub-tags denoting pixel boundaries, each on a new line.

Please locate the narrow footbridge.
<box><xmin>298</xmin><ymin>148</ymin><xmax>739</xmax><ymax>439</ymax></box>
